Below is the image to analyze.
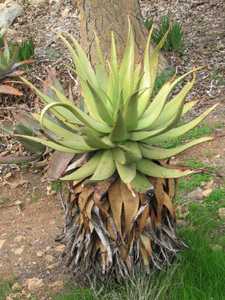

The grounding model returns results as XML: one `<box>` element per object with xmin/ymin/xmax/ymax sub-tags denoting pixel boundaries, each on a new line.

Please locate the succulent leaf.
<box><xmin>130</xmin><ymin>172</ymin><xmax>152</xmax><ymax>193</ymax></box>
<box><xmin>115</xmin><ymin>162</ymin><xmax>136</xmax><ymax>184</ymax></box>
<box><xmin>137</xmin><ymin>159</ymin><xmax>193</xmax><ymax>178</ymax></box>
<box><xmin>146</xmin><ymin>104</ymin><xmax>218</xmax><ymax>144</ymax></box>
<box><xmin>61</xmin><ymin>153</ymin><xmax>101</xmax><ymax>181</ymax></box>
<box><xmin>90</xmin><ymin>150</ymin><xmax>115</xmax><ymax>181</ymax></box>
<box><xmin>140</xmin><ymin>137</ymin><xmax>213</xmax><ymax>160</ymax></box>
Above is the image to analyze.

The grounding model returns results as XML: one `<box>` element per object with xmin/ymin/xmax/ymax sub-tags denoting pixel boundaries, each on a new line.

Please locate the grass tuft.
<box><xmin>144</xmin><ymin>15</ymin><xmax>184</xmax><ymax>54</ymax></box>
<box><xmin>0</xmin><ymin>281</ymin><xmax>11</xmax><ymax>300</ymax></box>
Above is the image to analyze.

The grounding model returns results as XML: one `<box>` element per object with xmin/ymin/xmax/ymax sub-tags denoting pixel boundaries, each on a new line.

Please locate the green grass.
<box><xmin>184</xmin><ymin>159</ymin><xmax>216</xmax><ymax>172</ymax></box>
<box><xmin>175</xmin><ymin>158</ymin><xmax>214</xmax><ymax>198</ymax></box>
<box><xmin>178</xmin><ymin>173</ymin><xmax>212</xmax><ymax>193</ymax></box>
<box><xmin>55</xmin><ymin>287</ymin><xmax>94</xmax><ymax>300</ymax></box>
<box><xmin>188</xmin><ymin>187</ymin><xmax>225</xmax><ymax>231</ymax></box>
<box><xmin>0</xmin><ymin>281</ymin><xmax>11</xmax><ymax>300</ymax></box>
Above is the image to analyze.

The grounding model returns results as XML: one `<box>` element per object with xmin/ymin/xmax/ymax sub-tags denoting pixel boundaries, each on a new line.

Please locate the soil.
<box><xmin>0</xmin><ymin>168</ymin><xmax>67</xmax><ymax>299</ymax></box>
<box><xmin>0</xmin><ymin>0</ymin><xmax>225</xmax><ymax>299</ymax></box>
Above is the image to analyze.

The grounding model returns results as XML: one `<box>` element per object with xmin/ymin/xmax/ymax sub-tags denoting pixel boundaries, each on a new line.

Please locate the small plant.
<box><xmin>17</xmin><ymin>39</ymin><xmax>34</xmax><ymax>61</ymax></box>
<box><xmin>143</xmin><ymin>18</ymin><xmax>153</xmax><ymax>31</ymax></box>
<box><xmin>144</xmin><ymin>15</ymin><xmax>184</xmax><ymax>54</ymax></box>
<box><xmin>0</xmin><ymin>35</ymin><xmax>33</xmax><ymax>95</ymax></box>
<box><xmin>18</xmin><ymin>22</ymin><xmax>216</xmax><ymax>279</ymax></box>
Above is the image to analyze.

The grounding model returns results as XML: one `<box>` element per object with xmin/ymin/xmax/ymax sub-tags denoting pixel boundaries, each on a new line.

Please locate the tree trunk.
<box><xmin>77</xmin><ymin>0</ymin><xmax>167</xmax><ymax>68</ymax></box>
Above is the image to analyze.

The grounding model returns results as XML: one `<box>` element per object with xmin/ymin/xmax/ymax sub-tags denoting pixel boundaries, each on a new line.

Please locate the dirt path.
<box><xmin>0</xmin><ymin>169</ymin><xmax>68</xmax><ymax>298</ymax></box>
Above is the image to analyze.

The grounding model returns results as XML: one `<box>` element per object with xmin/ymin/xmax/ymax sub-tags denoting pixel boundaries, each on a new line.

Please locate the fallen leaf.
<box><xmin>0</xmin><ymin>239</ymin><xmax>6</xmax><ymax>250</ymax></box>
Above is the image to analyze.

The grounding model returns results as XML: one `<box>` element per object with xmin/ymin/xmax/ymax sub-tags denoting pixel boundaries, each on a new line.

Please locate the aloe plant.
<box><xmin>18</xmin><ymin>23</ymin><xmax>217</xmax><ymax>279</ymax></box>
<box><xmin>0</xmin><ymin>35</ymin><xmax>33</xmax><ymax>95</ymax></box>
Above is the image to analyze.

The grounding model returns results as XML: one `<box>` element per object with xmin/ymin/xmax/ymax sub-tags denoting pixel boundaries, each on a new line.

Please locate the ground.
<box><xmin>0</xmin><ymin>0</ymin><xmax>225</xmax><ymax>299</ymax></box>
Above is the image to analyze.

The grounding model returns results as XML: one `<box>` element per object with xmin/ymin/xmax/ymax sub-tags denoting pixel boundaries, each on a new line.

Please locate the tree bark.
<box><xmin>77</xmin><ymin>0</ymin><xmax>167</xmax><ymax>68</ymax></box>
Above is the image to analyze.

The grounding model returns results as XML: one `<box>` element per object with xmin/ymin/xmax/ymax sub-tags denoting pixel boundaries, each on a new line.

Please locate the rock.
<box><xmin>218</xmin><ymin>208</ymin><xmax>225</xmax><ymax>220</ymax></box>
<box><xmin>25</xmin><ymin>278</ymin><xmax>44</xmax><ymax>292</ymax></box>
<box><xmin>211</xmin><ymin>244</ymin><xmax>223</xmax><ymax>251</ymax></box>
<box><xmin>12</xmin><ymin>282</ymin><xmax>22</xmax><ymax>292</ymax></box>
<box><xmin>187</xmin><ymin>187</ymin><xmax>204</xmax><ymax>201</ymax></box>
<box><xmin>0</xmin><ymin>239</ymin><xmax>6</xmax><ymax>250</ymax></box>
<box><xmin>176</xmin><ymin>205</ymin><xmax>189</xmax><ymax>219</ymax></box>
<box><xmin>202</xmin><ymin>188</ymin><xmax>213</xmax><ymax>198</ymax></box>
<box><xmin>177</xmin><ymin>219</ymin><xmax>188</xmax><ymax>227</ymax></box>
<box><xmin>61</xmin><ymin>7</ymin><xmax>70</xmax><ymax>18</ymax></box>
<box><xmin>45</xmin><ymin>254</ymin><xmax>54</xmax><ymax>263</ymax></box>
<box><xmin>14</xmin><ymin>235</ymin><xmax>23</xmax><ymax>242</ymax></box>
<box><xmin>47</xmin><ymin>262</ymin><xmax>58</xmax><ymax>270</ymax></box>
<box><xmin>55</xmin><ymin>244</ymin><xmax>65</xmax><ymax>253</ymax></box>
<box><xmin>13</xmin><ymin>246</ymin><xmax>24</xmax><ymax>255</ymax></box>
<box><xmin>27</xmin><ymin>0</ymin><xmax>47</xmax><ymax>6</ymax></box>
<box><xmin>36</xmin><ymin>250</ymin><xmax>44</xmax><ymax>257</ymax></box>
<box><xmin>0</xmin><ymin>1</ymin><xmax>23</xmax><ymax>35</ymax></box>
<box><xmin>49</xmin><ymin>280</ymin><xmax>64</xmax><ymax>292</ymax></box>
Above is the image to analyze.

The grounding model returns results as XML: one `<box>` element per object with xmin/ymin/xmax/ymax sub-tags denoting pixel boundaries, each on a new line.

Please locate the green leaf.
<box><xmin>90</xmin><ymin>150</ymin><xmax>115</xmax><ymax>181</ymax></box>
<box><xmin>61</xmin><ymin>153</ymin><xmax>101</xmax><ymax>181</ymax></box>
<box><xmin>145</xmin><ymin>104</ymin><xmax>218</xmax><ymax>144</ymax></box>
<box><xmin>138</xmin><ymin>28</ymin><xmax>170</xmax><ymax>117</ymax></box>
<box><xmin>110</xmin><ymin>110</ymin><xmax>128</xmax><ymax>142</ymax></box>
<box><xmin>14</xmin><ymin>135</ymin><xmax>77</xmax><ymax>153</ymax></box>
<box><xmin>17</xmin><ymin>114</ymin><xmax>94</xmax><ymax>153</ymax></box>
<box><xmin>60</xmin><ymin>33</ymin><xmax>97</xmax><ymax>85</ymax></box>
<box><xmin>140</xmin><ymin>137</ymin><xmax>213</xmax><ymax>160</ymax></box>
<box><xmin>119</xmin><ymin>18</ymin><xmax>135</xmax><ymax>102</ymax></box>
<box><xmin>137</xmin><ymin>27</ymin><xmax>154</xmax><ymax>116</ymax></box>
<box><xmin>116</xmin><ymin>161</ymin><xmax>136</xmax><ymax>184</ymax></box>
<box><xmin>83</xmin><ymin>128</ymin><xmax>113</xmax><ymax>149</ymax></box>
<box><xmin>95</xmin><ymin>64</ymin><xmax>108</xmax><ymax>92</ymax></box>
<box><xmin>119</xmin><ymin>142</ymin><xmax>142</xmax><ymax>163</ymax></box>
<box><xmin>15</xmin><ymin>124</ymin><xmax>45</xmax><ymax>154</ymax></box>
<box><xmin>112</xmin><ymin>148</ymin><xmax>126</xmax><ymax>165</ymax></box>
<box><xmin>40</xmin><ymin>102</ymin><xmax>111</xmax><ymax>134</ymax></box>
<box><xmin>182</xmin><ymin>100</ymin><xmax>198</xmax><ymax>116</ymax></box>
<box><xmin>137</xmin><ymin>69</ymin><xmax>198</xmax><ymax>130</ymax></box>
<box><xmin>149</xmin><ymin>74</ymin><xmax>196</xmax><ymax>129</ymax></box>
<box><xmin>21</xmin><ymin>77</ymin><xmax>81</xmax><ymax>128</ymax></box>
<box><xmin>137</xmin><ymin>159</ymin><xmax>193</xmax><ymax>178</ymax></box>
<box><xmin>110</xmin><ymin>32</ymin><xmax>118</xmax><ymax>72</ymax></box>
<box><xmin>130</xmin><ymin>172</ymin><xmax>152</xmax><ymax>192</ymax></box>
<box><xmin>34</xmin><ymin>113</ymin><xmax>79</xmax><ymax>139</ymax></box>
<box><xmin>123</xmin><ymin>89</ymin><xmax>141</xmax><ymax>131</ymax></box>
<box><xmin>86</xmin><ymin>80</ymin><xmax>113</xmax><ymax>125</ymax></box>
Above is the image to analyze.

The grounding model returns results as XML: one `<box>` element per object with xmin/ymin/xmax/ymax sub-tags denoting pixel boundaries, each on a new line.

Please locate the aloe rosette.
<box><xmin>17</xmin><ymin>23</ymin><xmax>217</xmax><ymax>278</ymax></box>
<box><xmin>0</xmin><ymin>36</ymin><xmax>33</xmax><ymax>95</ymax></box>
<box><xmin>19</xmin><ymin>25</ymin><xmax>216</xmax><ymax>191</ymax></box>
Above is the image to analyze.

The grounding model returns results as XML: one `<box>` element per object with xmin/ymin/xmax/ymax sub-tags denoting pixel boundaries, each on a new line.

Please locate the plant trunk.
<box><xmin>77</xmin><ymin>0</ymin><xmax>167</xmax><ymax>69</ymax></box>
<box><xmin>58</xmin><ymin>176</ymin><xmax>183</xmax><ymax>281</ymax></box>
